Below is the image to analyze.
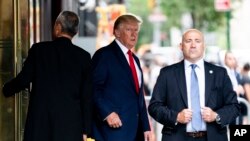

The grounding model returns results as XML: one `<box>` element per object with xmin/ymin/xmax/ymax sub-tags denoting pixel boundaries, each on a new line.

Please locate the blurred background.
<box><xmin>0</xmin><ymin>0</ymin><xmax>249</xmax><ymax>141</ymax></box>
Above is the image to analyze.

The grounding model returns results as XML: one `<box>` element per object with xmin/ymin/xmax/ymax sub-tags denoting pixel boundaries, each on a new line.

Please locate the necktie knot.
<box><xmin>191</xmin><ymin>64</ymin><xmax>197</xmax><ymax>70</ymax></box>
<box><xmin>127</xmin><ymin>50</ymin><xmax>132</xmax><ymax>56</ymax></box>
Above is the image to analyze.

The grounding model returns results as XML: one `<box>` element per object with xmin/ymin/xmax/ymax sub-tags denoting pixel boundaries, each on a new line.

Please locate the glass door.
<box><xmin>0</xmin><ymin>0</ymin><xmax>34</xmax><ymax>140</ymax></box>
<box><xmin>0</xmin><ymin>0</ymin><xmax>15</xmax><ymax>140</ymax></box>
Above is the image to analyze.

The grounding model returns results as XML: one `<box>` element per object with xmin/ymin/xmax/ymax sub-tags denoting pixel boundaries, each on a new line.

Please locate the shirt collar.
<box><xmin>115</xmin><ymin>39</ymin><xmax>130</xmax><ymax>55</ymax></box>
<box><xmin>184</xmin><ymin>58</ymin><xmax>204</xmax><ymax>69</ymax></box>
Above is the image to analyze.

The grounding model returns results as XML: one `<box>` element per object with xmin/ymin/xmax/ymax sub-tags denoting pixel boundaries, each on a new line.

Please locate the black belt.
<box><xmin>186</xmin><ymin>131</ymin><xmax>207</xmax><ymax>138</ymax></box>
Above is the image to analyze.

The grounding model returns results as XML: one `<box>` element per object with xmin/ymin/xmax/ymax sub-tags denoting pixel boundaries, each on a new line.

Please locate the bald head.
<box><xmin>182</xmin><ymin>29</ymin><xmax>204</xmax><ymax>43</ymax></box>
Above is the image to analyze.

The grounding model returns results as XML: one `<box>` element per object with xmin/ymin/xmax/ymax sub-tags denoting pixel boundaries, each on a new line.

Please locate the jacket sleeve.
<box><xmin>2</xmin><ymin>45</ymin><xmax>36</xmax><ymax>97</ymax></box>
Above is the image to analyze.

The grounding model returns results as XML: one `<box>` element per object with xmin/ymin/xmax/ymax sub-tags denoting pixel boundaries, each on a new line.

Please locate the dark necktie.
<box><xmin>127</xmin><ymin>50</ymin><xmax>139</xmax><ymax>94</ymax></box>
<box><xmin>190</xmin><ymin>64</ymin><xmax>202</xmax><ymax>131</ymax></box>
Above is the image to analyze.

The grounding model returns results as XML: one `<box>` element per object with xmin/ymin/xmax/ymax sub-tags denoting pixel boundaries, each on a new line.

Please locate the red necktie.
<box><xmin>127</xmin><ymin>50</ymin><xmax>139</xmax><ymax>94</ymax></box>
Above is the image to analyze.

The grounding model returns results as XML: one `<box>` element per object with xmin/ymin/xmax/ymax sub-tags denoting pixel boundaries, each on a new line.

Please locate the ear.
<box><xmin>179</xmin><ymin>43</ymin><xmax>183</xmax><ymax>50</ymax></box>
<box><xmin>54</xmin><ymin>23</ymin><xmax>62</xmax><ymax>37</ymax></box>
<box><xmin>114</xmin><ymin>29</ymin><xmax>120</xmax><ymax>38</ymax></box>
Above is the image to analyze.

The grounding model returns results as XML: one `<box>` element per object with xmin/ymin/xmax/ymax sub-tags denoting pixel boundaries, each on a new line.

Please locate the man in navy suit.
<box><xmin>2</xmin><ymin>11</ymin><xmax>92</xmax><ymax>141</ymax></box>
<box><xmin>91</xmin><ymin>14</ymin><xmax>151</xmax><ymax>141</ymax></box>
<box><xmin>148</xmin><ymin>29</ymin><xmax>240</xmax><ymax>141</ymax></box>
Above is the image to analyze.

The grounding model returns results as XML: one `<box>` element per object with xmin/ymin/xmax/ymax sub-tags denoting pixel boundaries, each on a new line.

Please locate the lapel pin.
<box><xmin>209</xmin><ymin>70</ymin><xmax>213</xmax><ymax>74</ymax></box>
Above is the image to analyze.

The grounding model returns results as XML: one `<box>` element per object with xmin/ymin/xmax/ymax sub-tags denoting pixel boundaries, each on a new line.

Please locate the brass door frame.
<box><xmin>14</xmin><ymin>0</ymin><xmax>22</xmax><ymax>140</ymax></box>
<box><xmin>13</xmin><ymin>0</ymin><xmax>32</xmax><ymax>140</ymax></box>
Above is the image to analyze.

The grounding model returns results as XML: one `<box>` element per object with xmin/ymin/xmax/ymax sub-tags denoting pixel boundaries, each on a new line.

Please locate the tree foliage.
<box><xmin>127</xmin><ymin>0</ymin><xmax>154</xmax><ymax>48</ymax></box>
<box><xmin>127</xmin><ymin>0</ymin><xmax>227</xmax><ymax>48</ymax></box>
<box><xmin>161</xmin><ymin>0</ymin><xmax>226</xmax><ymax>31</ymax></box>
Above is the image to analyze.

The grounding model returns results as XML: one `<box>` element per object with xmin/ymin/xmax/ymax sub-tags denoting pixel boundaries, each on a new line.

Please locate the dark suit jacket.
<box><xmin>148</xmin><ymin>60</ymin><xmax>240</xmax><ymax>141</ymax></box>
<box><xmin>2</xmin><ymin>37</ymin><xmax>93</xmax><ymax>141</ymax></box>
<box><xmin>91</xmin><ymin>40</ymin><xmax>150</xmax><ymax>141</ymax></box>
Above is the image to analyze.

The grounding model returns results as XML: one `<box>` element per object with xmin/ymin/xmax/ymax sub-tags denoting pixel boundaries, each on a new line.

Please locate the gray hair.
<box><xmin>55</xmin><ymin>11</ymin><xmax>79</xmax><ymax>37</ymax></box>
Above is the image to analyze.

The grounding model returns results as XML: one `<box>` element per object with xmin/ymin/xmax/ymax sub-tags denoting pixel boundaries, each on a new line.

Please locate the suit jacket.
<box><xmin>2</xmin><ymin>37</ymin><xmax>93</xmax><ymax>141</ymax></box>
<box><xmin>148</xmin><ymin>60</ymin><xmax>240</xmax><ymax>141</ymax></box>
<box><xmin>91</xmin><ymin>40</ymin><xmax>150</xmax><ymax>141</ymax></box>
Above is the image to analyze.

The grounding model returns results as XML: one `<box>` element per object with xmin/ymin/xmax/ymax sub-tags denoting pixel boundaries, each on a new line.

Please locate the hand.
<box><xmin>177</xmin><ymin>109</ymin><xmax>192</xmax><ymax>124</ymax></box>
<box><xmin>234</xmin><ymin>85</ymin><xmax>245</xmax><ymax>96</ymax></box>
<box><xmin>82</xmin><ymin>134</ymin><xmax>87</xmax><ymax>141</ymax></box>
<box><xmin>144</xmin><ymin>131</ymin><xmax>152</xmax><ymax>141</ymax></box>
<box><xmin>106</xmin><ymin>112</ymin><xmax>122</xmax><ymax>128</ymax></box>
<box><xmin>201</xmin><ymin>107</ymin><xmax>217</xmax><ymax>122</ymax></box>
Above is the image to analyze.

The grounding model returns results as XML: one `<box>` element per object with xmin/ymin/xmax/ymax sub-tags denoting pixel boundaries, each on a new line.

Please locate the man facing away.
<box><xmin>91</xmin><ymin>13</ymin><xmax>151</xmax><ymax>141</ymax></box>
<box><xmin>148</xmin><ymin>29</ymin><xmax>240</xmax><ymax>141</ymax></box>
<box><xmin>2</xmin><ymin>11</ymin><xmax>93</xmax><ymax>141</ymax></box>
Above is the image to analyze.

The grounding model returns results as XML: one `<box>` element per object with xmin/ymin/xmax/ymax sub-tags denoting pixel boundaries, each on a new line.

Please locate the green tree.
<box><xmin>161</xmin><ymin>0</ymin><xmax>226</xmax><ymax>31</ymax></box>
<box><xmin>128</xmin><ymin>0</ymin><xmax>227</xmax><ymax>48</ymax></box>
<box><xmin>127</xmin><ymin>0</ymin><xmax>154</xmax><ymax>49</ymax></box>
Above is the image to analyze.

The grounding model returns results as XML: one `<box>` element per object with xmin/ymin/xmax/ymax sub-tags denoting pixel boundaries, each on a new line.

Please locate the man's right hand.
<box><xmin>177</xmin><ymin>109</ymin><xmax>193</xmax><ymax>124</ymax></box>
<box><xmin>106</xmin><ymin>112</ymin><xmax>122</xmax><ymax>128</ymax></box>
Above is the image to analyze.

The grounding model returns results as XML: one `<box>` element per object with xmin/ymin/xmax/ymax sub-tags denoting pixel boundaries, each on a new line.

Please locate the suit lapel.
<box><xmin>175</xmin><ymin>60</ymin><xmax>188</xmax><ymax>107</ymax></box>
<box><xmin>204</xmin><ymin>62</ymin><xmax>214</xmax><ymax>105</ymax></box>
<box><xmin>111</xmin><ymin>41</ymin><xmax>138</xmax><ymax>92</ymax></box>
<box><xmin>112</xmin><ymin>41</ymin><xmax>129</xmax><ymax>69</ymax></box>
